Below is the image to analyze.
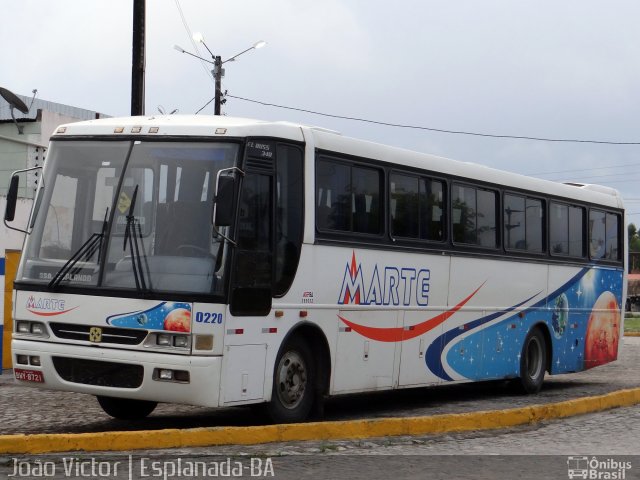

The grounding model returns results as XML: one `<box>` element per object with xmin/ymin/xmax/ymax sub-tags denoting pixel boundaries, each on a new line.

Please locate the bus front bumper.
<box><xmin>11</xmin><ymin>339</ymin><xmax>223</xmax><ymax>408</ymax></box>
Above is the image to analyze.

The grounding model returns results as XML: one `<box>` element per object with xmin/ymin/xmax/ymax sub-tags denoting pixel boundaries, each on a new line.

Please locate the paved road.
<box><xmin>0</xmin><ymin>337</ymin><xmax>638</xmax><ymax>436</ymax></box>
<box><xmin>0</xmin><ymin>338</ymin><xmax>639</xmax><ymax>480</ymax></box>
<box><xmin>0</xmin><ymin>407</ymin><xmax>638</xmax><ymax>479</ymax></box>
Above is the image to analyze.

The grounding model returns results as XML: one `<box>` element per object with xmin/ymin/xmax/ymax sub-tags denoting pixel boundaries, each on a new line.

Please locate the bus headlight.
<box><xmin>17</xmin><ymin>321</ymin><xmax>31</xmax><ymax>334</ymax></box>
<box><xmin>173</xmin><ymin>336</ymin><xmax>189</xmax><ymax>348</ymax></box>
<box><xmin>30</xmin><ymin>323</ymin><xmax>45</xmax><ymax>335</ymax></box>
<box><xmin>146</xmin><ymin>333</ymin><xmax>191</xmax><ymax>350</ymax></box>
<box><xmin>15</xmin><ymin>321</ymin><xmax>48</xmax><ymax>337</ymax></box>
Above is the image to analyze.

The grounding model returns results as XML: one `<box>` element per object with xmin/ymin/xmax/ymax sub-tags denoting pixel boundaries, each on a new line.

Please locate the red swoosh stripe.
<box><xmin>27</xmin><ymin>307</ymin><xmax>78</xmax><ymax>316</ymax></box>
<box><xmin>338</xmin><ymin>283</ymin><xmax>484</xmax><ymax>342</ymax></box>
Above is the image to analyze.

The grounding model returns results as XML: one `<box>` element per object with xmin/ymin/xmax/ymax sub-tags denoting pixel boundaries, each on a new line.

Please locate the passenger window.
<box><xmin>589</xmin><ymin>209</ymin><xmax>620</xmax><ymax>261</ymax></box>
<box><xmin>504</xmin><ymin>194</ymin><xmax>544</xmax><ymax>253</ymax></box>
<box><xmin>453</xmin><ymin>183</ymin><xmax>496</xmax><ymax>248</ymax></box>
<box><xmin>550</xmin><ymin>202</ymin><xmax>584</xmax><ymax>257</ymax></box>
<box><xmin>390</xmin><ymin>174</ymin><xmax>445</xmax><ymax>241</ymax></box>
<box><xmin>316</xmin><ymin>158</ymin><xmax>382</xmax><ymax>235</ymax></box>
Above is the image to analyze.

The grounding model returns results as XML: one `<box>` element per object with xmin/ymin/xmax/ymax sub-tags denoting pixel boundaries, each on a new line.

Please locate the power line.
<box><xmin>174</xmin><ymin>0</ymin><xmax>213</xmax><ymax>82</ymax></box>
<box><xmin>228</xmin><ymin>94</ymin><xmax>640</xmax><ymax>146</ymax></box>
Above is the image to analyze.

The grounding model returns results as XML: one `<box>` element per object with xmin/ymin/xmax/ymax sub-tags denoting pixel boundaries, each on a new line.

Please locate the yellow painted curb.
<box><xmin>624</xmin><ymin>332</ymin><xmax>640</xmax><ymax>337</ymax></box>
<box><xmin>0</xmin><ymin>387</ymin><xmax>639</xmax><ymax>454</ymax></box>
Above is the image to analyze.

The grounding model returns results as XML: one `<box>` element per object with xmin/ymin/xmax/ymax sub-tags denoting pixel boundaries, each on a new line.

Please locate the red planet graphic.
<box><xmin>163</xmin><ymin>308</ymin><xmax>191</xmax><ymax>332</ymax></box>
<box><xmin>584</xmin><ymin>291</ymin><xmax>620</xmax><ymax>369</ymax></box>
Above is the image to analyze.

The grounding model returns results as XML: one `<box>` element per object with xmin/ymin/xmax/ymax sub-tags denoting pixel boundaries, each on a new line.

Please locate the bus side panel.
<box><xmin>441</xmin><ymin>258</ymin><xmax>549</xmax><ymax>382</ymax></box>
<box><xmin>547</xmin><ymin>265</ymin><xmax>623</xmax><ymax>374</ymax></box>
<box><xmin>397</xmin><ymin>254</ymin><xmax>450</xmax><ymax>387</ymax></box>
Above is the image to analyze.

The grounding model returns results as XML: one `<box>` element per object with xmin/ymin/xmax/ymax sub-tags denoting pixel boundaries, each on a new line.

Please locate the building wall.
<box><xmin>0</xmin><ymin>198</ymin><xmax>31</xmax><ymax>369</ymax></box>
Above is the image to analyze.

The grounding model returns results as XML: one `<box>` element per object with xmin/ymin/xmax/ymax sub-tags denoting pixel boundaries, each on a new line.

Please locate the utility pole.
<box><xmin>131</xmin><ymin>0</ymin><xmax>146</xmax><ymax>116</ymax></box>
<box><xmin>213</xmin><ymin>55</ymin><xmax>222</xmax><ymax>115</ymax></box>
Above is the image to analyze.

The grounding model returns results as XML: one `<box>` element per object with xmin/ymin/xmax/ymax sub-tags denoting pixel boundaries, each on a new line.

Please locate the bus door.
<box><xmin>222</xmin><ymin>162</ymin><xmax>273</xmax><ymax>404</ymax></box>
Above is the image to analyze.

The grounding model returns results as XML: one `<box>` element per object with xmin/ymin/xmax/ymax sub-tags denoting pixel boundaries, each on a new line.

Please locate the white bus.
<box><xmin>5</xmin><ymin>116</ymin><xmax>625</xmax><ymax>423</ymax></box>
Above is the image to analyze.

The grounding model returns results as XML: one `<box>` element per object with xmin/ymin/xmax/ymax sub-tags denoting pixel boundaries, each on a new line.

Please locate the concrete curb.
<box><xmin>0</xmin><ymin>387</ymin><xmax>639</xmax><ymax>454</ymax></box>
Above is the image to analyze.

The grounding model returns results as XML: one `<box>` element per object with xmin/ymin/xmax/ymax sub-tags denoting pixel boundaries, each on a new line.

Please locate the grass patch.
<box><xmin>624</xmin><ymin>316</ymin><xmax>640</xmax><ymax>333</ymax></box>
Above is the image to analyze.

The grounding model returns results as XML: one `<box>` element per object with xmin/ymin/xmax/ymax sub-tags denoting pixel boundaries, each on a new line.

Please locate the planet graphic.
<box><xmin>136</xmin><ymin>313</ymin><xmax>148</xmax><ymax>326</ymax></box>
<box><xmin>551</xmin><ymin>293</ymin><xmax>568</xmax><ymax>339</ymax></box>
<box><xmin>584</xmin><ymin>291</ymin><xmax>620</xmax><ymax>368</ymax></box>
<box><xmin>163</xmin><ymin>308</ymin><xmax>191</xmax><ymax>332</ymax></box>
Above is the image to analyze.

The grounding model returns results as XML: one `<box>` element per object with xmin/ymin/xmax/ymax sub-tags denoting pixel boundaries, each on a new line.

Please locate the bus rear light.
<box><xmin>262</xmin><ymin>328</ymin><xmax>277</xmax><ymax>334</ymax></box>
<box><xmin>194</xmin><ymin>335</ymin><xmax>213</xmax><ymax>350</ymax></box>
<box><xmin>226</xmin><ymin>328</ymin><xmax>244</xmax><ymax>335</ymax></box>
<box><xmin>299</xmin><ymin>311</ymin><xmax>308</xmax><ymax>318</ymax></box>
<box><xmin>274</xmin><ymin>310</ymin><xmax>284</xmax><ymax>318</ymax></box>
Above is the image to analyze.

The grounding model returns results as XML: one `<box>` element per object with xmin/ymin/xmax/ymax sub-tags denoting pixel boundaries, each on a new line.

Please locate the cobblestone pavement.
<box><xmin>0</xmin><ymin>408</ymin><xmax>638</xmax><ymax>479</ymax></box>
<box><xmin>0</xmin><ymin>337</ymin><xmax>638</xmax><ymax>436</ymax></box>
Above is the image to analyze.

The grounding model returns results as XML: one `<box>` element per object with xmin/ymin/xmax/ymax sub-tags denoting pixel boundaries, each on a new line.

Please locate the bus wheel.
<box><xmin>517</xmin><ymin>327</ymin><xmax>547</xmax><ymax>394</ymax></box>
<box><xmin>266</xmin><ymin>336</ymin><xmax>315</xmax><ymax>423</ymax></box>
<box><xmin>96</xmin><ymin>396</ymin><xmax>157</xmax><ymax>420</ymax></box>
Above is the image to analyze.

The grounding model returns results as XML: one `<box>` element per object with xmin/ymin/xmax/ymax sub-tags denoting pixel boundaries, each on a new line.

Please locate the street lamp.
<box><xmin>174</xmin><ymin>34</ymin><xmax>266</xmax><ymax>115</ymax></box>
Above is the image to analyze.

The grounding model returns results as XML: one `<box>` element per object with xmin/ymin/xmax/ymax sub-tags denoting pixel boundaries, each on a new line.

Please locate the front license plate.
<box><xmin>14</xmin><ymin>368</ymin><xmax>44</xmax><ymax>383</ymax></box>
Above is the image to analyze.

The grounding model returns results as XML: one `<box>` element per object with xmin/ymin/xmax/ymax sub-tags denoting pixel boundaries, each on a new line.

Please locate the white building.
<box><xmin>0</xmin><ymin>92</ymin><xmax>107</xmax><ymax>369</ymax></box>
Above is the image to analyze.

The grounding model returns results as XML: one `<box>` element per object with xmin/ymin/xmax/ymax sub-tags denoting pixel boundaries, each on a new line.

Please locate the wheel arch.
<box><xmin>531</xmin><ymin>321</ymin><xmax>553</xmax><ymax>374</ymax></box>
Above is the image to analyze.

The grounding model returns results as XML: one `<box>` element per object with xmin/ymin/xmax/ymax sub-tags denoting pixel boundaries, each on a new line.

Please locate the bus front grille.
<box><xmin>50</xmin><ymin>323</ymin><xmax>148</xmax><ymax>345</ymax></box>
<box><xmin>52</xmin><ymin>357</ymin><xmax>144</xmax><ymax>388</ymax></box>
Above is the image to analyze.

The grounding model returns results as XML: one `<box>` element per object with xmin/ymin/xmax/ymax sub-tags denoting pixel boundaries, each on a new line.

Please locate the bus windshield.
<box><xmin>18</xmin><ymin>140</ymin><xmax>239</xmax><ymax>296</ymax></box>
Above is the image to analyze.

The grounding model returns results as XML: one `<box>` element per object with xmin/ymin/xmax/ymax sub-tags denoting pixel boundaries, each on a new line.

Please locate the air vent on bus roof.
<box><xmin>563</xmin><ymin>182</ymin><xmax>620</xmax><ymax>197</ymax></box>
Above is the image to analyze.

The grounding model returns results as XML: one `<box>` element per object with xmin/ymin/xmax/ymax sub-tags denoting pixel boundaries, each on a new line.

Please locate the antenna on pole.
<box><xmin>0</xmin><ymin>87</ymin><xmax>30</xmax><ymax>134</ymax></box>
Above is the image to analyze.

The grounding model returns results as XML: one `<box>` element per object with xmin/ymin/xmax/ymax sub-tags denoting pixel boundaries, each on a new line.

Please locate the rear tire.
<box><xmin>97</xmin><ymin>396</ymin><xmax>157</xmax><ymax>420</ymax></box>
<box><xmin>265</xmin><ymin>336</ymin><xmax>316</xmax><ymax>423</ymax></box>
<box><xmin>517</xmin><ymin>327</ymin><xmax>547</xmax><ymax>394</ymax></box>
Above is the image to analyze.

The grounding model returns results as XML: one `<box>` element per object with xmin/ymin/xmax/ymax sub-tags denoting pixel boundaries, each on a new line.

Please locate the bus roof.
<box><xmin>53</xmin><ymin>114</ymin><xmax>623</xmax><ymax>210</ymax></box>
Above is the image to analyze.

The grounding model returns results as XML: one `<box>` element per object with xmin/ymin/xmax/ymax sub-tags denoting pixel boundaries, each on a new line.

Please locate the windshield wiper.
<box><xmin>123</xmin><ymin>185</ymin><xmax>149</xmax><ymax>291</ymax></box>
<box><xmin>48</xmin><ymin>208</ymin><xmax>109</xmax><ymax>290</ymax></box>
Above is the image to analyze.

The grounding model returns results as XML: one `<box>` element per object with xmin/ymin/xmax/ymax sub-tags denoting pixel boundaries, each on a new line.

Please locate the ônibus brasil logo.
<box><xmin>26</xmin><ymin>296</ymin><xmax>77</xmax><ymax>316</ymax></box>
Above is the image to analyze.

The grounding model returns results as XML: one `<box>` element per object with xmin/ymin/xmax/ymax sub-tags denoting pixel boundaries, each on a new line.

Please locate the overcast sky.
<box><xmin>2</xmin><ymin>1</ymin><xmax>640</xmax><ymax>218</ymax></box>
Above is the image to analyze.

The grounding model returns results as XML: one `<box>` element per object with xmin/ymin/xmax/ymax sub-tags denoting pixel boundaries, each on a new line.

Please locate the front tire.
<box><xmin>517</xmin><ymin>327</ymin><xmax>547</xmax><ymax>394</ymax></box>
<box><xmin>265</xmin><ymin>336</ymin><xmax>316</xmax><ymax>423</ymax></box>
<box><xmin>97</xmin><ymin>396</ymin><xmax>157</xmax><ymax>420</ymax></box>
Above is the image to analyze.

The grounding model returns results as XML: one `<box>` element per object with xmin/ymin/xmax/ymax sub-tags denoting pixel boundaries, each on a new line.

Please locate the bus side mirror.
<box><xmin>4</xmin><ymin>175</ymin><xmax>19</xmax><ymax>222</ymax></box>
<box><xmin>214</xmin><ymin>176</ymin><xmax>235</xmax><ymax>227</ymax></box>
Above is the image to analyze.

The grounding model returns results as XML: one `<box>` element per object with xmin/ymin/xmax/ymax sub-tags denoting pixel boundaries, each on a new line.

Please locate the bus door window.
<box><xmin>231</xmin><ymin>171</ymin><xmax>273</xmax><ymax>315</ymax></box>
<box><xmin>274</xmin><ymin>144</ymin><xmax>303</xmax><ymax>297</ymax></box>
<box><xmin>236</xmin><ymin>173</ymin><xmax>273</xmax><ymax>287</ymax></box>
